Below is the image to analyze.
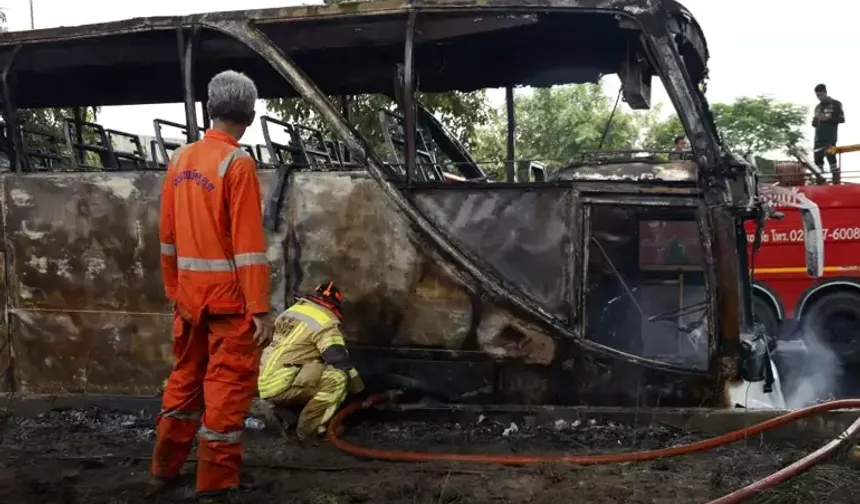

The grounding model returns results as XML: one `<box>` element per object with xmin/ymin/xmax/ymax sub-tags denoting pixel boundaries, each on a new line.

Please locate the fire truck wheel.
<box><xmin>804</xmin><ymin>291</ymin><xmax>860</xmax><ymax>363</ymax></box>
<box><xmin>752</xmin><ymin>295</ymin><xmax>779</xmax><ymax>339</ymax></box>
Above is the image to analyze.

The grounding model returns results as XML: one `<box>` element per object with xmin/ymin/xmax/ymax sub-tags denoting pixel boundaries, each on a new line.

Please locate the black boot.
<box><xmin>193</xmin><ymin>483</ymin><xmax>253</xmax><ymax>503</ymax></box>
<box><xmin>146</xmin><ymin>475</ymin><xmax>183</xmax><ymax>497</ymax></box>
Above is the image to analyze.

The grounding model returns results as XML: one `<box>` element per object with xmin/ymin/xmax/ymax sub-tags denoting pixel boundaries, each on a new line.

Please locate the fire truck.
<box><xmin>747</xmin><ymin>146</ymin><xmax>860</xmax><ymax>363</ymax></box>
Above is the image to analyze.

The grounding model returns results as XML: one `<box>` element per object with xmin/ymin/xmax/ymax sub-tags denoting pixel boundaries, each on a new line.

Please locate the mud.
<box><xmin>2</xmin><ymin>405</ymin><xmax>859</xmax><ymax>504</ymax></box>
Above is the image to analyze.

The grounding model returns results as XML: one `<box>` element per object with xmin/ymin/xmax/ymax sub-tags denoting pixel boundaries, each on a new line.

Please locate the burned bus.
<box><xmin>0</xmin><ymin>0</ymin><xmax>823</xmax><ymax>408</ymax></box>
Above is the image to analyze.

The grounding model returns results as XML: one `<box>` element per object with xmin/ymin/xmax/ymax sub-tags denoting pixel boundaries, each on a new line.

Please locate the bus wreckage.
<box><xmin>0</xmin><ymin>0</ymin><xmax>825</xmax><ymax>409</ymax></box>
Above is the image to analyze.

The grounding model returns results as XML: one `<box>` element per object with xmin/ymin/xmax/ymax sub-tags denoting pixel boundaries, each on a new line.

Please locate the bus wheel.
<box><xmin>804</xmin><ymin>291</ymin><xmax>860</xmax><ymax>363</ymax></box>
<box><xmin>752</xmin><ymin>295</ymin><xmax>779</xmax><ymax>339</ymax></box>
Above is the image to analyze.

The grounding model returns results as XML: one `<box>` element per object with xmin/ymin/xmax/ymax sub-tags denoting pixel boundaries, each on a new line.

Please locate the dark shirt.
<box><xmin>812</xmin><ymin>97</ymin><xmax>845</xmax><ymax>146</ymax></box>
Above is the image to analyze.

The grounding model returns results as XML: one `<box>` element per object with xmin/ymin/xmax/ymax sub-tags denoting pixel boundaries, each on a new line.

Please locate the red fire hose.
<box><xmin>327</xmin><ymin>392</ymin><xmax>860</xmax><ymax>502</ymax></box>
<box><xmin>707</xmin><ymin>413</ymin><xmax>860</xmax><ymax>504</ymax></box>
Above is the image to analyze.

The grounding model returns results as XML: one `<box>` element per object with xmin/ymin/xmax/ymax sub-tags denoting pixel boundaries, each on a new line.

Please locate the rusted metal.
<box><xmin>1</xmin><ymin>44</ymin><xmax>23</xmax><ymax>172</ymax></box>
<box><xmin>177</xmin><ymin>27</ymin><xmax>200</xmax><ymax>143</ymax></box>
<box><xmin>281</xmin><ymin>170</ymin><xmax>714</xmax><ymax>403</ymax></box>
<box><xmin>3</xmin><ymin>173</ymin><xmax>168</xmax><ymax>393</ymax></box>
<box><xmin>554</xmin><ymin>160</ymin><xmax>699</xmax><ymax>183</ymax></box>
<box><xmin>72</xmin><ymin>108</ymin><xmax>84</xmax><ymax>165</ymax></box>
<box><xmin>402</xmin><ymin>11</ymin><xmax>417</xmax><ymax>187</ymax></box>
<box><xmin>0</xmin><ymin>244</ymin><xmax>10</xmax><ymax>392</ymax></box>
<box><xmin>0</xmin><ymin>158</ymin><xmax>738</xmax><ymax>407</ymax></box>
<box><xmin>504</xmin><ymin>86</ymin><xmax>515</xmax><ymax>182</ymax></box>
<box><xmin>0</xmin><ymin>170</ymin><xmax>288</xmax><ymax>394</ymax></box>
<box><xmin>0</xmin><ymin>161</ymin><xmax>722</xmax><ymax>403</ymax></box>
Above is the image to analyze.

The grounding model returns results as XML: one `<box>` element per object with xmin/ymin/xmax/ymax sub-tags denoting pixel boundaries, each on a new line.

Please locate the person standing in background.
<box><xmin>669</xmin><ymin>135</ymin><xmax>688</xmax><ymax>161</ymax></box>
<box><xmin>812</xmin><ymin>83</ymin><xmax>845</xmax><ymax>184</ymax></box>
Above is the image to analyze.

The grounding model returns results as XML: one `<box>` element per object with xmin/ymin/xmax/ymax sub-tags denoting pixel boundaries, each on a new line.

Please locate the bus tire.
<box><xmin>803</xmin><ymin>290</ymin><xmax>860</xmax><ymax>363</ymax></box>
<box><xmin>752</xmin><ymin>294</ymin><xmax>779</xmax><ymax>339</ymax></box>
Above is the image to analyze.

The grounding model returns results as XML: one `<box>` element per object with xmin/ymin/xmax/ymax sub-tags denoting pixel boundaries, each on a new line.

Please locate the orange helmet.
<box><xmin>313</xmin><ymin>281</ymin><xmax>343</xmax><ymax>307</ymax></box>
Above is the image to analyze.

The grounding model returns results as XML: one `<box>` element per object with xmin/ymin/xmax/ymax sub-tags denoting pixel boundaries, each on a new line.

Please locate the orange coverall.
<box><xmin>152</xmin><ymin>129</ymin><xmax>270</xmax><ymax>494</ymax></box>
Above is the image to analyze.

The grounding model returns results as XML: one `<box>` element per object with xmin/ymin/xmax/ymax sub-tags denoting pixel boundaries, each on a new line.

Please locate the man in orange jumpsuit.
<box><xmin>150</xmin><ymin>69</ymin><xmax>274</xmax><ymax>501</ymax></box>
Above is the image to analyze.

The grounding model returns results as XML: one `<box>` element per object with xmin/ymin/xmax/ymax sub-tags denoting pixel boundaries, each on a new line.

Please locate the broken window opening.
<box><xmin>586</xmin><ymin>204</ymin><xmax>709</xmax><ymax>371</ymax></box>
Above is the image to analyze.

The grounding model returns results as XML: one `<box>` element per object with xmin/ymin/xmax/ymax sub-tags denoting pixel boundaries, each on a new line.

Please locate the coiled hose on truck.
<box><xmin>327</xmin><ymin>392</ymin><xmax>860</xmax><ymax>504</ymax></box>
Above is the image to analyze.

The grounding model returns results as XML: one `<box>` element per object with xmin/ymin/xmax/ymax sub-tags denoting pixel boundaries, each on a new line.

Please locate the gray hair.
<box><xmin>207</xmin><ymin>70</ymin><xmax>258</xmax><ymax>123</ymax></box>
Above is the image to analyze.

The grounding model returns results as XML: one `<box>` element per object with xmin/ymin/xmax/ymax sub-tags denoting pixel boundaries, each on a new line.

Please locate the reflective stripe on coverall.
<box><xmin>152</xmin><ymin>129</ymin><xmax>270</xmax><ymax>493</ymax></box>
<box><xmin>258</xmin><ymin>298</ymin><xmax>363</xmax><ymax>436</ymax></box>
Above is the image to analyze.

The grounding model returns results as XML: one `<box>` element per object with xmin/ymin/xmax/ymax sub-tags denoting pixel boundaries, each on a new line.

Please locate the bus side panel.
<box><xmin>0</xmin><ymin>169</ymin><xmax>288</xmax><ymax>395</ymax></box>
<box><xmin>2</xmin><ymin>172</ymin><xmax>171</xmax><ymax>393</ymax></box>
<box><xmin>0</xmin><ymin>250</ymin><xmax>8</xmax><ymax>392</ymax></box>
<box><xmin>257</xmin><ymin>170</ymin><xmax>287</xmax><ymax>314</ymax></box>
<box><xmin>284</xmin><ymin>171</ymin><xmax>561</xmax><ymax>402</ymax></box>
<box><xmin>284</xmin><ymin>171</ymin><xmax>478</xmax><ymax>349</ymax></box>
<box><xmin>0</xmin><ymin>175</ymin><xmax>9</xmax><ymax>392</ymax></box>
<box><xmin>282</xmin><ymin>171</ymin><xmax>715</xmax><ymax>406</ymax></box>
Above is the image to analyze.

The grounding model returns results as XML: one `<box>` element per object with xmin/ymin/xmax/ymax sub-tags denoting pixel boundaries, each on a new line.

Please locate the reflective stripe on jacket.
<box><xmin>258</xmin><ymin>298</ymin><xmax>359</xmax><ymax>399</ymax></box>
<box><xmin>159</xmin><ymin>129</ymin><xmax>270</xmax><ymax>319</ymax></box>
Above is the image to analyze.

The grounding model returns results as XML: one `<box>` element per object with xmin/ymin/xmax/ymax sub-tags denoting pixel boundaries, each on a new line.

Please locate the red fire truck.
<box><xmin>747</xmin><ymin>148</ymin><xmax>860</xmax><ymax>362</ymax></box>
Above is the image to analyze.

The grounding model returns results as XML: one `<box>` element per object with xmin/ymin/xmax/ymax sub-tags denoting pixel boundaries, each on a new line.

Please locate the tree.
<box><xmin>265</xmin><ymin>0</ymin><xmax>491</xmax><ymax>159</ymax></box>
<box><xmin>711</xmin><ymin>96</ymin><xmax>807</xmax><ymax>157</ymax></box>
<box><xmin>267</xmin><ymin>92</ymin><xmax>491</xmax><ymax>156</ymax></box>
<box><xmin>472</xmin><ymin>84</ymin><xmax>659</xmax><ymax>176</ymax></box>
<box><xmin>639</xmin><ymin>109</ymin><xmax>683</xmax><ymax>151</ymax></box>
<box><xmin>645</xmin><ymin>96</ymin><xmax>807</xmax><ymax>159</ymax></box>
<box><xmin>642</xmin><ymin>96</ymin><xmax>807</xmax><ymax>174</ymax></box>
<box><xmin>471</xmin><ymin>88</ymin><xmax>808</xmax><ymax>179</ymax></box>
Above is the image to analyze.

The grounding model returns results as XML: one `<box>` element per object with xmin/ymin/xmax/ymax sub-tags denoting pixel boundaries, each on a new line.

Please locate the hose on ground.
<box><xmin>705</xmin><ymin>413</ymin><xmax>860</xmax><ymax>504</ymax></box>
<box><xmin>327</xmin><ymin>393</ymin><xmax>860</xmax><ymax>501</ymax></box>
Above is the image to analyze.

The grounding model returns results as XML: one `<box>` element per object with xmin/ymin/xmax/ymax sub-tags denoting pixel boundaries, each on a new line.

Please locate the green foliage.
<box><xmin>639</xmin><ymin>110</ymin><xmax>683</xmax><ymax>151</ymax></box>
<box><xmin>15</xmin><ymin>107</ymin><xmax>102</xmax><ymax>168</ymax></box>
<box><xmin>646</xmin><ymin>96</ymin><xmax>807</xmax><ymax>158</ymax></box>
<box><xmin>268</xmin><ymin>82</ymin><xmax>807</xmax><ymax>180</ymax></box>
<box><xmin>712</xmin><ymin>96</ymin><xmax>807</xmax><ymax>156</ymax></box>
<box><xmin>515</xmin><ymin>86</ymin><xmax>641</xmax><ymax>166</ymax></box>
<box><xmin>472</xmin><ymin>85</ymin><xmax>665</xmax><ymax>177</ymax></box>
<box><xmin>265</xmin><ymin>92</ymin><xmax>491</xmax><ymax>157</ymax></box>
<box><xmin>18</xmin><ymin>107</ymin><xmax>99</xmax><ymax>132</ymax></box>
<box><xmin>643</xmin><ymin>95</ymin><xmax>808</xmax><ymax>174</ymax></box>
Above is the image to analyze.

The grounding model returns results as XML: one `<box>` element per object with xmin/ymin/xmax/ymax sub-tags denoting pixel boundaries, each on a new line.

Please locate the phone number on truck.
<box><xmin>746</xmin><ymin>227</ymin><xmax>860</xmax><ymax>244</ymax></box>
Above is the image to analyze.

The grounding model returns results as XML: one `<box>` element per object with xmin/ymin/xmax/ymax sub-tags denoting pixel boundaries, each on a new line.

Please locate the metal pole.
<box><xmin>504</xmin><ymin>86</ymin><xmax>515</xmax><ymax>182</ymax></box>
<box><xmin>2</xmin><ymin>46</ymin><xmax>24</xmax><ymax>172</ymax></box>
<box><xmin>29</xmin><ymin>0</ymin><xmax>35</xmax><ymax>29</ymax></box>
<box><xmin>176</xmin><ymin>28</ymin><xmax>199</xmax><ymax>143</ymax></box>
<box><xmin>403</xmin><ymin>12</ymin><xmax>417</xmax><ymax>187</ymax></box>
<box><xmin>201</xmin><ymin>103</ymin><xmax>211</xmax><ymax>130</ymax></box>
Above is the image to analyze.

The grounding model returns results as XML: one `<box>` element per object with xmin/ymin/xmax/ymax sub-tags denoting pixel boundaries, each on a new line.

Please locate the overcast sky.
<box><xmin>3</xmin><ymin>0</ymin><xmax>857</xmax><ymax>172</ymax></box>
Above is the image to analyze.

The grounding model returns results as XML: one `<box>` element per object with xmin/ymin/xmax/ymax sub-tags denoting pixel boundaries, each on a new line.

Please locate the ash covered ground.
<box><xmin>1</xmin><ymin>404</ymin><xmax>859</xmax><ymax>504</ymax></box>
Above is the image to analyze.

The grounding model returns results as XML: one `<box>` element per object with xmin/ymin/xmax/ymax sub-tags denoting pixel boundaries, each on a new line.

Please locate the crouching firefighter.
<box><xmin>150</xmin><ymin>70</ymin><xmax>275</xmax><ymax>500</ymax></box>
<box><xmin>257</xmin><ymin>281</ymin><xmax>365</xmax><ymax>439</ymax></box>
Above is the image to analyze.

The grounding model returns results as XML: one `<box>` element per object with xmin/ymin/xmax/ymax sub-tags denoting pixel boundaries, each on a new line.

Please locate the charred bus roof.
<box><xmin>0</xmin><ymin>0</ymin><xmax>708</xmax><ymax>108</ymax></box>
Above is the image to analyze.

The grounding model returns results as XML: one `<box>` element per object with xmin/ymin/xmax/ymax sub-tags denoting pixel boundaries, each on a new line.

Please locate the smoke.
<box><xmin>783</xmin><ymin>323</ymin><xmax>842</xmax><ymax>409</ymax></box>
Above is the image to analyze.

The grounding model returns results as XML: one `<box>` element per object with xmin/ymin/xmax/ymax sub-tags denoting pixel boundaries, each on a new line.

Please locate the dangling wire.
<box><xmin>597</xmin><ymin>86</ymin><xmax>623</xmax><ymax>151</ymax></box>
